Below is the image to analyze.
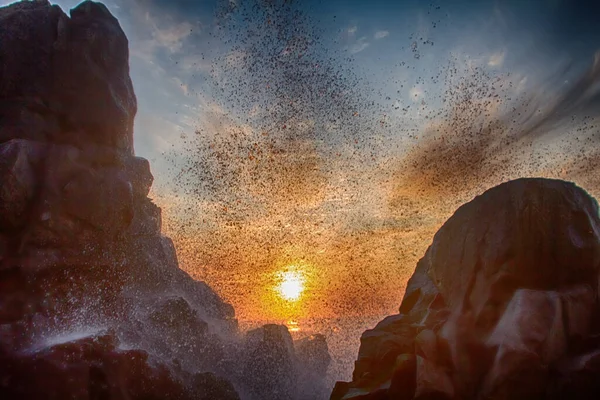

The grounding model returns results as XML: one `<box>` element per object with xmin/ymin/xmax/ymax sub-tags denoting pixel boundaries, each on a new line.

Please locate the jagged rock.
<box><xmin>191</xmin><ymin>372</ymin><xmax>241</xmax><ymax>400</ymax></box>
<box><xmin>128</xmin><ymin>198</ymin><xmax>162</xmax><ymax>236</ymax></box>
<box><xmin>149</xmin><ymin>296</ymin><xmax>208</xmax><ymax>333</ymax></box>
<box><xmin>0</xmin><ymin>332</ymin><xmax>234</xmax><ymax>400</ymax></box>
<box><xmin>296</xmin><ymin>334</ymin><xmax>331</xmax><ymax>376</ymax></box>
<box><xmin>0</xmin><ymin>2</ymin><xmax>332</xmax><ymax>399</ymax></box>
<box><xmin>352</xmin><ymin>314</ymin><xmax>416</xmax><ymax>383</ymax></box>
<box><xmin>242</xmin><ymin>324</ymin><xmax>297</xmax><ymax>400</ymax></box>
<box><xmin>63</xmin><ymin>167</ymin><xmax>134</xmax><ymax>232</ymax></box>
<box><xmin>296</xmin><ymin>334</ymin><xmax>332</xmax><ymax>399</ymax></box>
<box><xmin>0</xmin><ymin>0</ymin><xmax>136</xmax><ymax>153</ymax></box>
<box><xmin>0</xmin><ymin>140</ymin><xmax>38</xmax><ymax>229</ymax></box>
<box><xmin>124</xmin><ymin>156</ymin><xmax>154</xmax><ymax>199</ymax></box>
<box><xmin>332</xmin><ymin>178</ymin><xmax>600</xmax><ymax>400</ymax></box>
<box><xmin>414</xmin><ymin>355</ymin><xmax>454</xmax><ymax>399</ymax></box>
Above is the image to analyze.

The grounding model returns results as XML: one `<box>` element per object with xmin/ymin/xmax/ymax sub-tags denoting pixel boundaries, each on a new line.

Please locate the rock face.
<box><xmin>0</xmin><ymin>0</ymin><xmax>136</xmax><ymax>153</ymax></box>
<box><xmin>331</xmin><ymin>178</ymin><xmax>600</xmax><ymax>400</ymax></box>
<box><xmin>0</xmin><ymin>1</ymin><xmax>331</xmax><ymax>399</ymax></box>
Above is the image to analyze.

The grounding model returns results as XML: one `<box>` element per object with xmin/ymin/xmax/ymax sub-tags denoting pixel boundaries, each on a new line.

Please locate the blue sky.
<box><xmin>7</xmin><ymin>0</ymin><xmax>596</xmax><ymax>167</ymax></box>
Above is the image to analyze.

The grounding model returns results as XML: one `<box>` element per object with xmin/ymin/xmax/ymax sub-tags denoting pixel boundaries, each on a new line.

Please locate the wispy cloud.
<box><xmin>347</xmin><ymin>25</ymin><xmax>357</xmax><ymax>36</ymax></box>
<box><xmin>488</xmin><ymin>50</ymin><xmax>506</xmax><ymax>67</ymax></box>
<box><xmin>374</xmin><ymin>30</ymin><xmax>389</xmax><ymax>39</ymax></box>
<box><xmin>349</xmin><ymin>36</ymin><xmax>369</xmax><ymax>54</ymax></box>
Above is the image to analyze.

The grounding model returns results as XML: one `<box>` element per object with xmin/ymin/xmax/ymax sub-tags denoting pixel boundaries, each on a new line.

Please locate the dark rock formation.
<box><xmin>296</xmin><ymin>334</ymin><xmax>333</xmax><ymax>399</ymax></box>
<box><xmin>0</xmin><ymin>0</ymin><xmax>136</xmax><ymax>153</ymax></box>
<box><xmin>0</xmin><ymin>332</ymin><xmax>239</xmax><ymax>400</ymax></box>
<box><xmin>331</xmin><ymin>178</ymin><xmax>600</xmax><ymax>400</ymax></box>
<box><xmin>242</xmin><ymin>324</ymin><xmax>298</xmax><ymax>399</ymax></box>
<box><xmin>0</xmin><ymin>1</ymin><xmax>331</xmax><ymax>399</ymax></box>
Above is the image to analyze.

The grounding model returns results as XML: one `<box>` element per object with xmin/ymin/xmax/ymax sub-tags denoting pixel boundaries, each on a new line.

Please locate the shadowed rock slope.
<box><xmin>0</xmin><ymin>1</ymin><xmax>330</xmax><ymax>399</ymax></box>
<box><xmin>331</xmin><ymin>177</ymin><xmax>600</xmax><ymax>400</ymax></box>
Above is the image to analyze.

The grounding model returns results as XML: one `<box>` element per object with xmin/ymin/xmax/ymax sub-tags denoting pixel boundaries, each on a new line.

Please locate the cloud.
<box><xmin>347</xmin><ymin>25</ymin><xmax>357</xmax><ymax>35</ymax></box>
<box><xmin>488</xmin><ymin>50</ymin><xmax>506</xmax><ymax>67</ymax></box>
<box><xmin>374</xmin><ymin>30</ymin><xmax>389</xmax><ymax>39</ymax></box>
<box><xmin>349</xmin><ymin>37</ymin><xmax>369</xmax><ymax>54</ymax></box>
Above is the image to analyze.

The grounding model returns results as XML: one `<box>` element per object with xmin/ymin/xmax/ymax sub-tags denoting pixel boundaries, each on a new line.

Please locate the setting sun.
<box><xmin>277</xmin><ymin>271</ymin><xmax>305</xmax><ymax>301</ymax></box>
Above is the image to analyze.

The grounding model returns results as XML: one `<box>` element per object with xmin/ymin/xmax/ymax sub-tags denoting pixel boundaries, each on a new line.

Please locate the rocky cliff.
<box><xmin>331</xmin><ymin>178</ymin><xmax>600</xmax><ymax>400</ymax></box>
<box><xmin>0</xmin><ymin>1</ymin><xmax>330</xmax><ymax>399</ymax></box>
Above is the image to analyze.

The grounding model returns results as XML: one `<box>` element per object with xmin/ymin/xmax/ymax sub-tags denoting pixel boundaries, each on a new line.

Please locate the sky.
<box><xmin>6</xmin><ymin>0</ymin><xmax>600</xmax><ymax>325</ymax></box>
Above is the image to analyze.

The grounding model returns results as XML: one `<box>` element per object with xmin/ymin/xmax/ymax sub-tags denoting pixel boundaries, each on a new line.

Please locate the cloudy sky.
<box><xmin>6</xmin><ymin>0</ymin><xmax>600</xmax><ymax>325</ymax></box>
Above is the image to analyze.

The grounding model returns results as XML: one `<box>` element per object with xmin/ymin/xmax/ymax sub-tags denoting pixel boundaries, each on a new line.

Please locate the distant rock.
<box><xmin>242</xmin><ymin>324</ymin><xmax>298</xmax><ymax>400</ymax></box>
<box><xmin>296</xmin><ymin>334</ymin><xmax>332</xmax><ymax>399</ymax></box>
<box><xmin>331</xmin><ymin>178</ymin><xmax>600</xmax><ymax>400</ymax></box>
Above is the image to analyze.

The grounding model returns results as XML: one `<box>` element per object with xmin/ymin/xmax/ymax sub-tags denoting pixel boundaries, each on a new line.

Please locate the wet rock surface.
<box><xmin>331</xmin><ymin>178</ymin><xmax>600</xmax><ymax>400</ymax></box>
<box><xmin>0</xmin><ymin>1</ymin><xmax>331</xmax><ymax>399</ymax></box>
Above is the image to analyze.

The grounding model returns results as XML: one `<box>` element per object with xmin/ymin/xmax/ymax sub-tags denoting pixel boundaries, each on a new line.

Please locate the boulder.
<box><xmin>0</xmin><ymin>0</ymin><xmax>136</xmax><ymax>153</ymax></box>
<box><xmin>295</xmin><ymin>334</ymin><xmax>331</xmax><ymax>376</ymax></box>
<box><xmin>331</xmin><ymin>178</ymin><xmax>600</xmax><ymax>400</ymax></box>
<box><xmin>0</xmin><ymin>332</ymin><xmax>234</xmax><ymax>400</ymax></box>
<box><xmin>296</xmin><ymin>334</ymin><xmax>332</xmax><ymax>399</ymax></box>
<box><xmin>242</xmin><ymin>324</ymin><xmax>297</xmax><ymax>400</ymax></box>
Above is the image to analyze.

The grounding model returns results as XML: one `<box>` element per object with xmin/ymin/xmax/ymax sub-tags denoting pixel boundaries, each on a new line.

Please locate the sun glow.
<box><xmin>277</xmin><ymin>270</ymin><xmax>305</xmax><ymax>301</ymax></box>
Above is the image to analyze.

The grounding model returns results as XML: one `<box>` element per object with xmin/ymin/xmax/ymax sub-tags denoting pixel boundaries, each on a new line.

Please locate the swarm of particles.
<box><xmin>395</xmin><ymin>51</ymin><xmax>600</xmax><ymax>207</ymax></box>
<box><xmin>160</xmin><ymin>0</ymin><xmax>600</xmax><ymax>384</ymax></box>
<box><xmin>166</xmin><ymin>0</ymin><xmax>395</xmax><ymax>322</ymax></box>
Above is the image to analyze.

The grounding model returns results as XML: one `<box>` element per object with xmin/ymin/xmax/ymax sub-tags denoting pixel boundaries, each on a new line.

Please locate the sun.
<box><xmin>277</xmin><ymin>271</ymin><xmax>305</xmax><ymax>301</ymax></box>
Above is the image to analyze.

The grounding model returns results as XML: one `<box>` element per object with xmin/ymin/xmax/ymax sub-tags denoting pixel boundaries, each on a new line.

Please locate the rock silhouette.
<box><xmin>331</xmin><ymin>178</ymin><xmax>600</xmax><ymax>400</ymax></box>
<box><xmin>0</xmin><ymin>1</ymin><xmax>330</xmax><ymax>399</ymax></box>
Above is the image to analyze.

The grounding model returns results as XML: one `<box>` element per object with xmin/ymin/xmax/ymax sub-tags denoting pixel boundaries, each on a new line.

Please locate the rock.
<box><xmin>331</xmin><ymin>178</ymin><xmax>600</xmax><ymax>400</ymax></box>
<box><xmin>0</xmin><ymin>2</ymin><xmax>331</xmax><ymax>399</ymax></box>
<box><xmin>148</xmin><ymin>296</ymin><xmax>209</xmax><ymax>335</ymax></box>
<box><xmin>0</xmin><ymin>140</ymin><xmax>39</xmax><ymax>229</ymax></box>
<box><xmin>0</xmin><ymin>332</ymin><xmax>235</xmax><ymax>400</ymax></box>
<box><xmin>414</xmin><ymin>355</ymin><xmax>454</xmax><ymax>400</ymax></box>
<box><xmin>125</xmin><ymin>156</ymin><xmax>154</xmax><ymax>199</ymax></box>
<box><xmin>128</xmin><ymin>198</ymin><xmax>162</xmax><ymax>236</ymax></box>
<box><xmin>560</xmin><ymin>285</ymin><xmax>595</xmax><ymax>342</ymax></box>
<box><xmin>243</xmin><ymin>324</ymin><xmax>297</xmax><ymax>400</ymax></box>
<box><xmin>295</xmin><ymin>334</ymin><xmax>332</xmax><ymax>399</ymax></box>
<box><xmin>352</xmin><ymin>314</ymin><xmax>416</xmax><ymax>383</ymax></box>
<box><xmin>296</xmin><ymin>334</ymin><xmax>331</xmax><ymax>376</ymax></box>
<box><xmin>388</xmin><ymin>354</ymin><xmax>417</xmax><ymax>399</ymax></box>
<box><xmin>427</xmin><ymin>179</ymin><xmax>600</xmax><ymax>311</ymax></box>
<box><xmin>0</xmin><ymin>0</ymin><xmax>136</xmax><ymax>153</ymax></box>
<box><xmin>170</xmin><ymin>266</ymin><xmax>238</xmax><ymax>322</ymax></box>
<box><xmin>62</xmin><ymin>166</ymin><xmax>134</xmax><ymax>232</ymax></box>
<box><xmin>191</xmin><ymin>372</ymin><xmax>241</xmax><ymax>400</ymax></box>
<box><xmin>551</xmin><ymin>349</ymin><xmax>600</xmax><ymax>399</ymax></box>
<box><xmin>414</xmin><ymin>329</ymin><xmax>438</xmax><ymax>362</ymax></box>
